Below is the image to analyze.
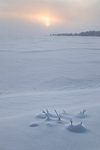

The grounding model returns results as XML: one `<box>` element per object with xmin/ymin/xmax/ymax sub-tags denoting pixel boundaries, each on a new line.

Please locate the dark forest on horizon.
<box><xmin>51</xmin><ymin>31</ymin><xmax>100</xmax><ymax>37</ymax></box>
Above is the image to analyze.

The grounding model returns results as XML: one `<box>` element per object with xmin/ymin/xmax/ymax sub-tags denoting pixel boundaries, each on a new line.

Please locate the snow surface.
<box><xmin>0</xmin><ymin>36</ymin><xmax>100</xmax><ymax>150</ymax></box>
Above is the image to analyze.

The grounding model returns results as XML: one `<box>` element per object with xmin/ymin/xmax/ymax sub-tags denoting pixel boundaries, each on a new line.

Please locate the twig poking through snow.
<box><xmin>54</xmin><ymin>110</ymin><xmax>61</xmax><ymax>121</ymax></box>
<box><xmin>80</xmin><ymin>122</ymin><xmax>82</xmax><ymax>126</ymax></box>
<box><xmin>42</xmin><ymin>110</ymin><xmax>50</xmax><ymax>120</ymax></box>
<box><xmin>70</xmin><ymin>119</ymin><xmax>73</xmax><ymax>126</ymax></box>
<box><xmin>80</xmin><ymin>109</ymin><xmax>86</xmax><ymax>115</ymax></box>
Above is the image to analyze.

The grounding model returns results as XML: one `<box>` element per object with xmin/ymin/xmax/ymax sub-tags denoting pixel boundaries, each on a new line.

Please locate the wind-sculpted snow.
<box><xmin>0</xmin><ymin>36</ymin><xmax>100</xmax><ymax>94</ymax></box>
<box><xmin>0</xmin><ymin>88</ymin><xmax>100</xmax><ymax>150</ymax></box>
<box><xmin>30</xmin><ymin>109</ymin><xmax>88</xmax><ymax>133</ymax></box>
<box><xmin>0</xmin><ymin>36</ymin><xmax>100</xmax><ymax>150</ymax></box>
<box><xmin>67</xmin><ymin>123</ymin><xmax>87</xmax><ymax>133</ymax></box>
<box><xmin>30</xmin><ymin>123</ymin><xmax>39</xmax><ymax>127</ymax></box>
<box><xmin>43</xmin><ymin>77</ymin><xmax>100</xmax><ymax>91</ymax></box>
<box><xmin>76</xmin><ymin>109</ymin><xmax>88</xmax><ymax>119</ymax></box>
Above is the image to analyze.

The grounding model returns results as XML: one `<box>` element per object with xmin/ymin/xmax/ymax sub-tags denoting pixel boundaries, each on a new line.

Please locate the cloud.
<box><xmin>0</xmin><ymin>0</ymin><xmax>100</xmax><ymax>32</ymax></box>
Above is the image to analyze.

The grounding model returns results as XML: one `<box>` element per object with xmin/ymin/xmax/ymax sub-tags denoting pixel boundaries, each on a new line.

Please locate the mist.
<box><xmin>0</xmin><ymin>0</ymin><xmax>100</xmax><ymax>37</ymax></box>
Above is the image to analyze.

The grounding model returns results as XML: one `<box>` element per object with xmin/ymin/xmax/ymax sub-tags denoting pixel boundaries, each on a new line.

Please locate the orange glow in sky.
<box><xmin>36</xmin><ymin>16</ymin><xmax>51</xmax><ymax>27</ymax></box>
<box><xmin>0</xmin><ymin>0</ymin><xmax>100</xmax><ymax>31</ymax></box>
<box><xmin>34</xmin><ymin>15</ymin><xmax>57</xmax><ymax>27</ymax></box>
<box><xmin>26</xmin><ymin>13</ymin><xmax>61</xmax><ymax>27</ymax></box>
<box><xmin>0</xmin><ymin>11</ymin><xmax>62</xmax><ymax>27</ymax></box>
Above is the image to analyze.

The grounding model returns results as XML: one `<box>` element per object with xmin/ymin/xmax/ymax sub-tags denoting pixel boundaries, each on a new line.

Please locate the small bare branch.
<box><xmin>70</xmin><ymin>119</ymin><xmax>73</xmax><ymax>126</ymax></box>
<box><xmin>42</xmin><ymin>109</ymin><xmax>49</xmax><ymax>120</ymax></box>
<box><xmin>80</xmin><ymin>122</ymin><xmax>82</xmax><ymax>126</ymax></box>
<box><xmin>54</xmin><ymin>110</ymin><xmax>61</xmax><ymax>121</ymax></box>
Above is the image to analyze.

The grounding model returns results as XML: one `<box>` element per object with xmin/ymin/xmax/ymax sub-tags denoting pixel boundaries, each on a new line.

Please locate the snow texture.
<box><xmin>0</xmin><ymin>36</ymin><xmax>100</xmax><ymax>150</ymax></box>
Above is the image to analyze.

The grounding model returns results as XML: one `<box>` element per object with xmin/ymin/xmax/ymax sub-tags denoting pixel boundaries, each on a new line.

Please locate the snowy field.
<box><xmin>0</xmin><ymin>36</ymin><xmax>100</xmax><ymax>150</ymax></box>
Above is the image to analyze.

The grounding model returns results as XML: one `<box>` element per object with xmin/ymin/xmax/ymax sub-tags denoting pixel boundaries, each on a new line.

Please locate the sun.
<box><xmin>26</xmin><ymin>13</ymin><xmax>61</xmax><ymax>27</ymax></box>
<box><xmin>36</xmin><ymin>15</ymin><xmax>51</xmax><ymax>27</ymax></box>
<box><xmin>39</xmin><ymin>16</ymin><xmax>51</xmax><ymax>27</ymax></box>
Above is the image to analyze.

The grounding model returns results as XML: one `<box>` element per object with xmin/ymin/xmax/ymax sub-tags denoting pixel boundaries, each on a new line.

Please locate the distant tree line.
<box><xmin>51</xmin><ymin>31</ymin><xmax>100</xmax><ymax>37</ymax></box>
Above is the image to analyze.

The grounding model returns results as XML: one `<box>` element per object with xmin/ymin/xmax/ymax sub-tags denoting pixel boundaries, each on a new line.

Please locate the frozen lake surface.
<box><xmin>0</xmin><ymin>36</ymin><xmax>100</xmax><ymax>94</ymax></box>
<box><xmin>0</xmin><ymin>36</ymin><xmax>100</xmax><ymax>150</ymax></box>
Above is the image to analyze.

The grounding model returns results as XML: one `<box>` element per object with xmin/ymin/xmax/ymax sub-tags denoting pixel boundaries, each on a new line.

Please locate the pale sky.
<box><xmin>0</xmin><ymin>0</ymin><xmax>100</xmax><ymax>36</ymax></box>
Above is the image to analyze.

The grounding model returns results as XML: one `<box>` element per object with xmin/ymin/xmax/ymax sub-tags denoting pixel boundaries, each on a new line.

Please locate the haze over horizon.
<box><xmin>0</xmin><ymin>0</ymin><xmax>100</xmax><ymax>37</ymax></box>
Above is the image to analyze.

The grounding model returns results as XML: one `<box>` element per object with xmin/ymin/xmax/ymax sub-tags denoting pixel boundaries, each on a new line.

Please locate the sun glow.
<box><xmin>38</xmin><ymin>16</ymin><xmax>51</xmax><ymax>27</ymax></box>
<box><xmin>34</xmin><ymin>15</ymin><xmax>59</xmax><ymax>27</ymax></box>
<box><xmin>0</xmin><ymin>11</ymin><xmax>61</xmax><ymax>27</ymax></box>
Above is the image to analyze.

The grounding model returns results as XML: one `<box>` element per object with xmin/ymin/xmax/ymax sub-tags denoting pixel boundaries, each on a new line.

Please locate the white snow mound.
<box><xmin>67</xmin><ymin>123</ymin><xmax>87</xmax><ymax>133</ymax></box>
<box><xmin>29</xmin><ymin>123</ymin><xmax>39</xmax><ymax>127</ymax></box>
